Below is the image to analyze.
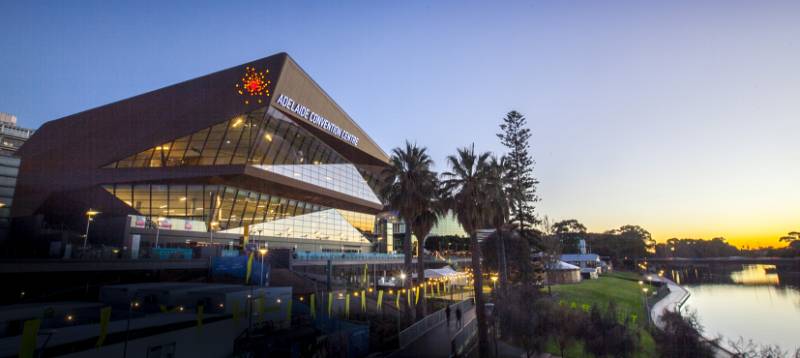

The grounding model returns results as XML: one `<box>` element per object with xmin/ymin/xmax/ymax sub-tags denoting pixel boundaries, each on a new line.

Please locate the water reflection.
<box><xmin>661</xmin><ymin>262</ymin><xmax>800</xmax><ymax>352</ymax></box>
<box><xmin>730</xmin><ymin>264</ymin><xmax>780</xmax><ymax>285</ymax></box>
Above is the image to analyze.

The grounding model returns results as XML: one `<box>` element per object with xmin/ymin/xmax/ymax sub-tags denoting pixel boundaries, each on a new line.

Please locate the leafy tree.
<box><xmin>780</xmin><ymin>231</ymin><xmax>800</xmax><ymax>250</ymax></box>
<box><xmin>552</xmin><ymin>219</ymin><xmax>587</xmax><ymax>234</ymax></box>
<box><xmin>495</xmin><ymin>284</ymin><xmax>552</xmax><ymax>357</ymax></box>
<box><xmin>551</xmin><ymin>303</ymin><xmax>587</xmax><ymax>358</ymax></box>
<box><xmin>410</xmin><ymin>183</ymin><xmax>444</xmax><ymax>318</ymax></box>
<box><xmin>552</xmin><ymin>219</ymin><xmax>587</xmax><ymax>253</ymax></box>
<box><xmin>424</xmin><ymin>235</ymin><xmax>469</xmax><ymax>252</ymax></box>
<box><xmin>441</xmin><ymin>144</ymin><xmax>493</xmax><ymax>356</ymax></box>
<box><xmin>380</xmin><ymin>141</ymin><xmax>435</xmax><ymax>320</ymax></box>
<box><xmin>484</xmin><ymin>156</ymin><xmax>512</xmax><ymax>289</ymax></box>
<box><xmin>482</xmin><ymin>231</ymin><xmax>535</xmax><ymax>284</ymax></box>
<box><xmin>652</xmin><ymin>237</ymin><xmax>739</xmax><ymax>258</ymax></box>
<box><xmin>588</xmin><ymin>225</ymin><xmax>654</xmax><ymax>266</ymax></box>
<box><xmin>654</xmin><ymin>310</ymin><xmax>716</xmax><ymax>358</ymax></box>
<box><xmin>496</xmin><ymin>110</ymin><xmax>540</xmax><ymax>232</ymax></box>
<box><xmin>583</xmin><ymin>302</ymin><xmax>637</xmax><ymax>357</ymax></box>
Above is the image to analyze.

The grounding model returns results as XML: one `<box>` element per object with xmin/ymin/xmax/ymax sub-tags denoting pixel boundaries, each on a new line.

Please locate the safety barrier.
<box><xmin>452</xmin><ymin>311</ymin><xmax>477</xmax><ymax>356</ymax></box>
<box><xmin>294</xmin><ymin>252</ymin><xmax>405</xmax><ymax>262</ymax></box>
<box><xmin>397</xmin><ymin>298</ymin><xmax>474</xmax><ymax>348</ymax></box>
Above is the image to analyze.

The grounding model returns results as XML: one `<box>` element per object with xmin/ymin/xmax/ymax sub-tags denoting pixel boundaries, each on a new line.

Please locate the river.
<box><xmin>661</xmin><ymin>263</ymin><xmax>800</xmax><ymax>353</ymax></box>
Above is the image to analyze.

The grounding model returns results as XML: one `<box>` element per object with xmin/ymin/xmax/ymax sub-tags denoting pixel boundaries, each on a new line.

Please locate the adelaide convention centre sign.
<box><xmin>275</xmin><ymin>94</ymin><xmax>360</xmax><ymax>146</ymax></box>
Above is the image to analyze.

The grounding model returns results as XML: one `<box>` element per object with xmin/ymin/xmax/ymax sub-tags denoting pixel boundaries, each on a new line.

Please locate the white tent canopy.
<box><xmin>424</xmin><ymin>266</ymin><xmax>459</xmax><ymax>279</ymax></box>
<box><xmin>549</xmin><ymin>261</ymin><xmax>580</xmax><ymax>271</ymax></box>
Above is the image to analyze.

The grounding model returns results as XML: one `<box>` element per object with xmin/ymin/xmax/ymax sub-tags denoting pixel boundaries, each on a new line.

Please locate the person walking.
<box><xmin>455</xmin><ymin>307</ymin><xmax>462</xmax><ymax>329</ymax></box>
<box><xmin>445</xmin><ymin>304</ymin><xmax>451</xmax><ymax>327</ymax></box>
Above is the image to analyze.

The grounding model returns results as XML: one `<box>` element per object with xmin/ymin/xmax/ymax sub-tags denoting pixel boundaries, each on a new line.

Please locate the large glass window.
<box><xmin>104</xmin><ymin>106</ymin><xmax>349</xmax><ymax>169</ymax></box>
<box><xmin>102</xmin><ymin>183</ymin><xmax>376</xmax><ymax>244</ymax></box>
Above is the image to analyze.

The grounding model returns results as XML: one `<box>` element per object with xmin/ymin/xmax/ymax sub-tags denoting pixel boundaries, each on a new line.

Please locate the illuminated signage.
<box><xmin>235</xmin><ymin>66</ymin><xmax>271</xmax><ymax>104</ymax></box>
<box><xmin>275</xmin><ymin>94</ymin><xmax>360</xmax><ymax>146</ymax></box>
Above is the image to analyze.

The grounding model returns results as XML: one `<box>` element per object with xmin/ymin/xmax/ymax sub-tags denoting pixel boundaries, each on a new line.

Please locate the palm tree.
<box><xmin>485</xmin><ymin>156</ymin><xmax>512</xmax><ymax>290</ymax></box>
<box><xmin>441</xmin><ymin>144</ymin><xmax>492</xmax><ymax>356</ymax></box>
<box><xmin>410</xmin><ymin>183</ymin><xmax>444</xmax><ymax>318</ymax></box>
<box><xmin>380</xmin><ymin>141</ymin><xmax>436</xmax><ymax>320</ymax></box>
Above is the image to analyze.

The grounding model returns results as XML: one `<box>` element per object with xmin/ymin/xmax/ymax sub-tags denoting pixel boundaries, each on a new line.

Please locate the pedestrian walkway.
<box><xmin>649</xmin><ymin>276</ymin><xmax>689</xmax><ymax>329</ymax></box>
<box><xmin>649</xmin><ymin>276</ymin><xmax>732</xmax><ymax>358</ymax></box>
<box><xmin>390</xmin><ymin>304</ymin><xmax>476</xmax><ymax>357</ymax></box>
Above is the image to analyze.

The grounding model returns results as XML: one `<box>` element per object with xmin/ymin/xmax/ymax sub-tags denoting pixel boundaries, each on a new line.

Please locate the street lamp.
<box><xmin>642</xmin><ymin>287</ymin><xmax>651</xmax><ymax>328</ymax></box>
<box><xmin>399</xmin><ymin>272</ymin><xmax>406</xmax><ymax>289</ymax></box>
<box><xmin>83</xmin><ymin>209</ymin><xmax>100</xmax><ymax>249</ymax></box>
<box><xmin>154</xmin><ymin>217</ymin><xmax>166</xmax><ymax>249</ymax></box>
<box><xmin>259</xmin><ymin>244</ymin><xmax>269</xmax><ymax>287</ymax></box>
<box><xmin>490</xmin><ymin>274</ymin><xmax>499</xmax><ymax>292</ymax></box>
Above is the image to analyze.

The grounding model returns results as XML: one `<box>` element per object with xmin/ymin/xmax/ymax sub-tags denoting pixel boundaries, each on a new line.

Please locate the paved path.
<box><xmin>649</xmin><ymin>276</ymin><xmax>690</xmax><ymax>329</ymax></box>
<box><xmin>391</xmin><ymin>305</ymin><xmax>476</xmax><ymax>357</ymax></box>
<box><xmin>649</xmin><ymin>276</ymin><xmax>732</xmax><ymax>358</ymax></box>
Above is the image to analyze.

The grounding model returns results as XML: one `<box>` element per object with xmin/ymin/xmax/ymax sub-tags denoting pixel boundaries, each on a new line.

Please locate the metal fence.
<box><xmin>452</xmin><ymin>312</ymin><xmax>477</xmax><ymax>356</ymax></box>
<box><xmin>397</xmin><ymin>298</ymin><xmax>474</xmax><ymax>348</ymax></box>
<box><xmin>294</xmin><ymin>252</ymin><xmax>405</xmax><ymax>262</ymax></box>
<box><xmin>398</xmin><ymin>307</ymin><xmax>445</xmax><ymax>348</ymax></box>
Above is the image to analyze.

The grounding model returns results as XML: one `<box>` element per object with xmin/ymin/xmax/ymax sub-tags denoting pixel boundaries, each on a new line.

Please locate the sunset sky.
<box><xmin>1</xmin><ymin>1</ymin><xmax>798</xmax><ymax>248</ymax></box>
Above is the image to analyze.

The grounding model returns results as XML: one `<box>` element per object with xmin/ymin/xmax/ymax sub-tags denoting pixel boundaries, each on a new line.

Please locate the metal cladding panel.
<box><xmin>270</xmin><ymin>56</ymin><xmax>390</xmax><ymax>166</ymax></box>
<box><xmin>13</xmin><ymin>53</ymin><xmax>387</xmax><ymax>219</ymax></box>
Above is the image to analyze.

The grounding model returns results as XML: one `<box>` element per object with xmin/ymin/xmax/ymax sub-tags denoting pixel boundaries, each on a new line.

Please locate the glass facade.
<box><xmin>101</xmin><ymin>105</ymin><xmax>382</xmax><ymax>247</ymax></box>
<box><xmin>253</xmin><ymin>163</ymin><xmax>381</xmax><ymax>205</ymax></box>
<box><xmin>107</xmin><ymin>107</ymin><xmax>354</xmax><ymax>169</ymax></box>
<box><xmin>220</xmin><ymin>208</ymin><xmax>372</xmax><ymax>244</ymax></box>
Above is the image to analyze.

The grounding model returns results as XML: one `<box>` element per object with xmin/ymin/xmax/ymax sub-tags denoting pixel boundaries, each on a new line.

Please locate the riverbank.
<box><xmin>649</xmin><ymin>276</ymin><xmax>734</xmax><ymax>358</ymax></box>
<box><xmin>549</xmin><ymin>272</ymin><xmax>657</xmax><ymax>357</ymax></box>
<box><xmin>648</xmin><ymin>276</ymin><xmax>690</xmax><ymax>329</ymax></box>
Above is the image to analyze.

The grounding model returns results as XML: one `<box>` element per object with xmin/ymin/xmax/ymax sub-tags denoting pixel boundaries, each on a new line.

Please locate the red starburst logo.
<box><xmin>236</xmin><ymin>66</ymin><xmax>271</xmax><ymax>104</ymax></box>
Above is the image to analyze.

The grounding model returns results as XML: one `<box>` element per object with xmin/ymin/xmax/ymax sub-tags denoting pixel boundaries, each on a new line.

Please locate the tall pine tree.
<box><xmin>497</xmin><ymin>110</ymin><xmax>540</xmax><ymax>231</ymax></box>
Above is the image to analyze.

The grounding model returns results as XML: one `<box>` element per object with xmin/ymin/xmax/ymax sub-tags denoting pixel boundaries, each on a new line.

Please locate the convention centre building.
<box><xmin>12</xmin><ymin>53</ymin><xmax>391</xmax><ymax>254</ymax></box>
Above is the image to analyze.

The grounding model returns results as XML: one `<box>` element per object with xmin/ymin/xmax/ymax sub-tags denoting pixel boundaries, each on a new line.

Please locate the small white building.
<box><xmin>560</xmin><ymin>254</ymin><xmax>602</xmax><ymax>279</ymax></box>
<box><xmin>545</xmin><ymin>261</ymin><xmax>582</xmax><ymax>284</ymax></box>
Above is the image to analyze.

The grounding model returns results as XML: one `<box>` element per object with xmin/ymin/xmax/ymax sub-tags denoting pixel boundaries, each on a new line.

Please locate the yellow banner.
<box><xmin>310</xmin><ymin>294</ymin><xmax>316</xmax><ymax>319</ymax></box>
<box><xmin>345</xmin><ymin>294</ymin><xmax>350</xmax><ymax>319</ymax></box>
<box><xmin>245</xmin><ymin>252</ymin><xmax>254</xmax><ymax>284</ymax></box>
<box><xmin>19</xmin><ymin>319</ymin><xmax>40</xmax><ymax>358</ymax></box>
<box><xmin>415</xmin><ymin>287</ymin><xmax>420</xmax><ymax>305</ymax></box>
<box><xmin>327</xmin><ymin>293</ymin><xmax>333</xmax><ymax>316</ymax></box>
<box><xmin>407</xmin><ymin>289</ymin><xmax>411</xmax><ymax>307</ymax></box>
<box><xmin>96</xmin><ymin>307</ymin><xmax>111</xmax><ymax>347</ymax></box>
<box><xmin>361</xmin><ymin>290</ymin><xmax>366</xmax><ymax>311</ymax></box>
<box><xmin>377</xmin><ymin>290</ymin><xmax>384</xmax><ymax>309</ymax></box>
<box><xmin>395</xmin><ymin>291</ymin><xmax>400</xmax><ymax>309</ymax></box>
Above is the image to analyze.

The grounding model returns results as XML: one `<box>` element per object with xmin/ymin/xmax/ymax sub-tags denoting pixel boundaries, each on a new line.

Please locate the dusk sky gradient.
<box><xmin>1</xmin><ymin>1</ymin><xmax>798</xmax><ymax>247</ymax></box>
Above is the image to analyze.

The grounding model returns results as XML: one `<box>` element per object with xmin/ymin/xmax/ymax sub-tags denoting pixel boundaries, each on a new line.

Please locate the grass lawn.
<box><xmin>546</xmin><ymin>271</ymin><xmax>657</xmax><ymax>358</ymax></box>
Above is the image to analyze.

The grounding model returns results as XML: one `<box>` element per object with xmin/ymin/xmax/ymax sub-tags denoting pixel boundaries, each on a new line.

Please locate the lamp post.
<box><xmin>259</xmin><ymin>244</ymin><xmax>269</xmax><ymax>287</ymax></box>
<box><xmin>642</xmin><ymin>287</ymin><xmax>650</xmax><ymax>328</ymax></box>
<box><xmin>399</xmin><ymin>271</ymin><xmax>406</xmax><ymax>291</ymax></box>
<box><xmin>123</xmin><ymin>300</ymin><xmax>139</xmax><ymax>358</ymax></box>
<box><xmin>154</xmin><ymin>217</ymin><xmax>166</xmax><ymax>249</ymax></box>
<box><xmin>83</xmin><ymin>209</ymin><xmax>100</xmax><ymax>249</ymax></box>
<box><xmin>491</xmin><ymin>274</ymin><xmax>499</xmax><ymax>292</ymax></box>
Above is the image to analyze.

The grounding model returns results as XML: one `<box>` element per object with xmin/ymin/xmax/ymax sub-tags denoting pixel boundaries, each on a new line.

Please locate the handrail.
<box><xmin>397</xmin><ymin>298</ymin><xmax>474</xmax><ymax>348</ymax></box>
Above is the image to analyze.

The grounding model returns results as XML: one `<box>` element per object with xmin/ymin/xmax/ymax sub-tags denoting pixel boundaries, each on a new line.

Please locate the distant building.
<box><xmin>0</xmin><ymin>112</ymin><xmax>35</xmax><ymax>156</ymax></box>
<box><xmin>12</xmin><ymin>53</ymin><xmax>387</xmax><ymax>254</ymax></box>
<box><xmin>546</xmin><ymin>260</ymin><xmax>582</xmax><ymax>284</ymax></box>
<box><xmin>0</xmin><ymin>112</ymin><xmax>34</xmax><ymax>241</ymax></box>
